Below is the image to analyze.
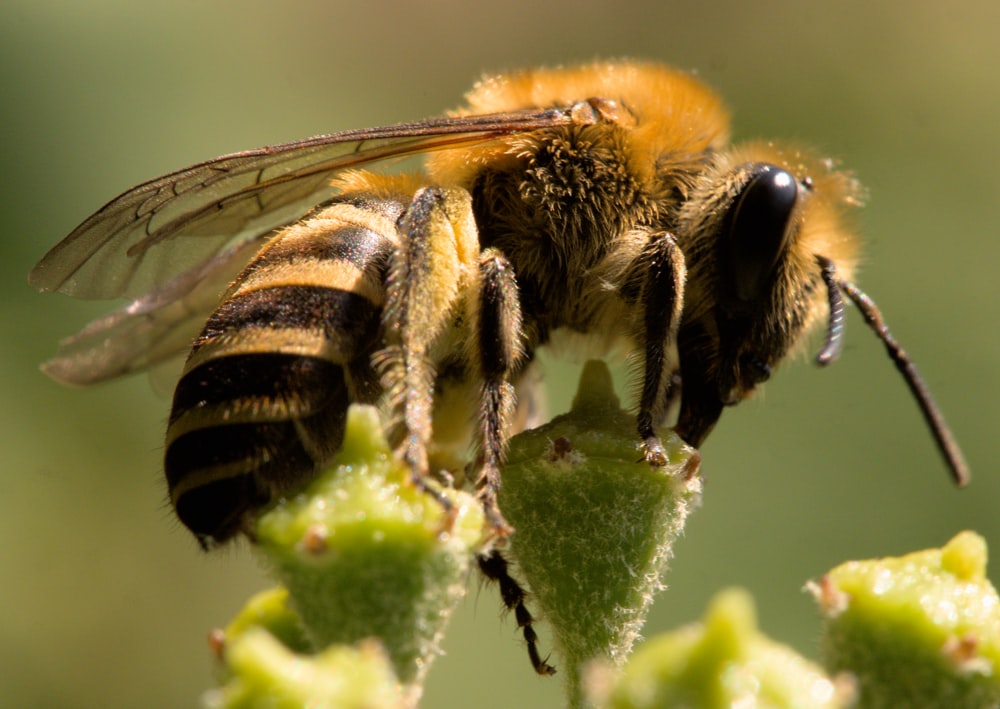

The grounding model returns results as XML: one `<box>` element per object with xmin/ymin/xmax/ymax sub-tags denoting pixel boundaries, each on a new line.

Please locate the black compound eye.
<box><xmin>725</xmin><ymin>164</ymin><xmax>799</xmax><ymax>303</ymax></box>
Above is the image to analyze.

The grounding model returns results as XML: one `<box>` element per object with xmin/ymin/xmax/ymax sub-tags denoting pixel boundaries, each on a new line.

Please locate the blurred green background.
<box><xmin>3</xmin><ymin>1</ymin><xmax>998</xmax><ymax>707</ymax></box>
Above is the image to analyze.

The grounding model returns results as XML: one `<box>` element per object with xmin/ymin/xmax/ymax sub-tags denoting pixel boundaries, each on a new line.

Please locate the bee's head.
<box><xmin>674</xmin><ymin>147</ymin><xmax>862</xmax><ymax>444</ymax></box>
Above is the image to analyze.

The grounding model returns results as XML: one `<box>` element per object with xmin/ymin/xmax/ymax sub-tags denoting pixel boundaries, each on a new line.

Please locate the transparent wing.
<box><xmin>30</xmin><ymin>106</ymin><xmax>587</xmax><ymax>300</ymax></box>
<box><xmin>41</xmin><ymin>236</ymin><xmax>268</xmax><ymax>385</ymax></box>
<box><xmin>32</xmin><ymin>103</ymin><xmax>598</xmax><ymax>385</ymax></box>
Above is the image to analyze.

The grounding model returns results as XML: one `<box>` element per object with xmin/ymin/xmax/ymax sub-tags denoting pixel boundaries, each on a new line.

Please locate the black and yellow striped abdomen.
<box><xmin>165</xmin><ymin>196</ymin><xmax>403</xmax><ymax>546</ymax></box>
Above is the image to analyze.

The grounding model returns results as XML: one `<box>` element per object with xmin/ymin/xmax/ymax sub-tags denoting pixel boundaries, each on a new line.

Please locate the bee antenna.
<box><xmin>816</xmin><ymin>256</ymin><xmax>970</xmax><ymax>486</ymax></box>
<box><xmin>815</xmin><ymin>256</ymin><xmax>846</xmax><ymax>365</ymax></box>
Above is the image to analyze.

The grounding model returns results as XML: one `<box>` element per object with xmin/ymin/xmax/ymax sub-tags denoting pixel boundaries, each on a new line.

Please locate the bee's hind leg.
<box><xmin>381</xmin><ymin>188</ymin><xmax>550</xmax><ymax>676</ymax></box>
<box><xmin>380</xmin><ymin>186</ymin><xmax>481</xmax><ymax>515</ymax></box>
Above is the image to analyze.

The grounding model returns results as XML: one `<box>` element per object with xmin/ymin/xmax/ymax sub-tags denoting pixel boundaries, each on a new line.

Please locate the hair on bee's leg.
<box><xmin>473</xmin><ymin>248</ymin><xmax>524</xmax><ymax>535</ymax></box>
<box><xmin>380</xmin><ymin>186</ymin><xmax>482</xmax><ymax>511</ymax></box>
<box><xmin>632</xmin><ymin>232</ymin><xmax>686</xmax><ymax>465</ymax></box>
<box><xmin>472</xmin><ymin>250</ymin><xmax>554</xmax><ymax>675</ymax></box>
<box><xmin>478</xmin><ymin>549</ymin><xmax>556</xmax><ymax>675</ymax></box>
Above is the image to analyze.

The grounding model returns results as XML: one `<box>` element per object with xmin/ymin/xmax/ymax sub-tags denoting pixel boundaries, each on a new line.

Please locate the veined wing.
<box><xmin>41</xmin><ymin>236</ymin><xmax>268</xmax><ymax>385</ymax></box>
<box><xmin>30</xmin><ymin>105</ymin><xmax>593</xmax><ymax>300</ymax></box>
<box><xmin>33</xmin><ymin>103</ymin><xmax>603</xmax><ymax>385</ymax></box>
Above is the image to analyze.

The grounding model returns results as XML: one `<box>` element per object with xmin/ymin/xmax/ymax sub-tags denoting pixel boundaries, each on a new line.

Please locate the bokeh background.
<box><xmin>3</xmin><ymin>1</ymin><xmax>998</xmax><ymax>707</ymax></box>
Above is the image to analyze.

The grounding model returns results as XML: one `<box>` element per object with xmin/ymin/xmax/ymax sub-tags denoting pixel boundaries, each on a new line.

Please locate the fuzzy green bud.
<box><xmin>500</xmin><ymin>360</ymin><xmax>702</xmax><ymax>705</ymax></box>
<box><xmin>809</xmin><ymin>530</ymin><xmax>1000</xmax><ymax>708</ymax></box>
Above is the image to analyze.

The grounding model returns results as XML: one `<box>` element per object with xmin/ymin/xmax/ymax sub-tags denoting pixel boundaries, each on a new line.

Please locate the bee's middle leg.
<box><xmin>472</xmin><ymin>248</ymin><xmax>525</xmax><ymax>535</ymax></box>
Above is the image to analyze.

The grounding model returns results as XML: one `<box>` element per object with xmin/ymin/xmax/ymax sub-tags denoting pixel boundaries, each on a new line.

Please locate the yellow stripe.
<box><xmin>184</xmin><ymin>327</ymin><xmax>336</xmax><ymax>373</ymax></box>
<box><xmin>232</xmin><ymin>258</ymin><xmax>385</xmax><ymax>306</ymax></box>
<box><xmin>309</xmin><ymin>202</ymin><xmax>401</xmax><ymax>246</ymax></box>
<box><xmin>168</xmin><ymin>458</ymin><xmax>258</xmax><ymax>505</ymax></box>
<box><xmin>165</xmin><ymin>395</ymin><xmax>308</xmax><ymax>447</ymax></box>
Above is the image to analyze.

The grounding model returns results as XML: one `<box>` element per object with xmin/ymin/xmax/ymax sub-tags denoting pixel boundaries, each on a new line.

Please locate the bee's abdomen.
<box><xmin>166</xmin><ymin>352</ymin><xmax>352</xmax><ymax>544</ymax></box>
<box><xmin>165</xmin><ymin>200</ymin><xmax>399</xmax><ymax>545</ymax></box>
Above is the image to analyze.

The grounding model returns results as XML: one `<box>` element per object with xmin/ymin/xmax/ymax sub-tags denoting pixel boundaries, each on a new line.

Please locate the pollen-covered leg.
<box><xmin>472</xmin><ymin>249</ymin><xmax>524</xmax><ymax>535</ymax></box>
<box><xmin>380</xmin><ymin>187</ymin><xmax>481</xmax><ymax>505</ymax></box>
<box><xmin>478</xmin><ymin>549</ymin><xmax>556</xmax><ymax>675</ymax></box>
<box><xmin>632</xmin><ymin>232</ymin><xmax>686</xmax><ymax>465</ymax></box>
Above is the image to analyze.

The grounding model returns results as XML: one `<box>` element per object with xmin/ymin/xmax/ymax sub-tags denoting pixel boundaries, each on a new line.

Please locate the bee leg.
<box><xmin>660</xmin><ymin>371</ymin><xmax>683</xmax><ymax>425</ymax></box>
<box><xmin>634</xmin><ymin>232</ymin><xmax>686</xmax><ymax>465</ymax></box>
<box><xmin>382</xmin><ymin>187</ymin><xmax>482</xmax><ymax>511</ymax></box>
<box><xmin>478</xmin><ymin>549</ymin><xmax>556</xmax><ymax>675</ymax></box>
<box><xmin>673</xmin><ymin>322</ymin><xmax>725</xmax><ymax>448</ymax></box>
<box><xmin>473</xmin><ymin>252</ymin><xmax>553</xmax><ymax>675</ymax></box>
<box><xmin>473</xmin><ymin>249</ymin><xmax>524</xmax><ymax>536</ymax></box>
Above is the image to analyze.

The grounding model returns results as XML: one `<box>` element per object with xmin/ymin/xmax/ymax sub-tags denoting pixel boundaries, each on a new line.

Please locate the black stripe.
<box><xmin>193</xmin><ymin>285</ymin><xmax>381</xmax><ymax>357</ymax></box>
<box><xmin>173</xmin><ymin>473</ymin><xmax>264</xmax><ymax>543</ymax></box>
<box><xmin>170</xmin><ymin>353</ymin><xmax>344</xmax><ymax>424</ymax></box>
<box><xmin>261</xmin><ymin>225</ymin><xmax>394</xmax><ymax>272</ymax></box>
<box><xmin>166</xmin><ymin>421</ymin><xmax>313</xmax><ymax>488</ymax></box>
<box><xmin>326</xmin><ymin>193</ymin><xmax>407</xmax><ymax>223</ymax></box>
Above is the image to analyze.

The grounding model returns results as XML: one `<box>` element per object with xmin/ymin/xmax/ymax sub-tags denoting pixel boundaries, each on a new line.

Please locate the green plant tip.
<box><xmin>500</xmin><ymin>360</ymin><xmax>702</xmax><ymax>703</ymax></box>
<box><xmin>221</xmin><ymin>587</ymin><xmax>311</xmax><ymax>655</ymax></box>
<box><xmin>590</xmin><ymin>587</ymin><xmax>852</xmax><ymax>709</ymax></box>
<box><xmin>809</xmin><ymin>530</ymin><xmax>1000</xmax><ymax>708</ymax></box>
<box><xmin>252</xmin><ymin>405</ymin><xmax>484</xmax><ymax>690</ymax></box>
<box><xmin>206</xmin><ymin>629</ymin><xmax>405</xmax><ymax>709</ymax></box>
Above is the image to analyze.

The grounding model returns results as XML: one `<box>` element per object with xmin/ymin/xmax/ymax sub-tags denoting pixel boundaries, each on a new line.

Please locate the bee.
<box><xmin>32</xmin><ymin>61</ymin><xmax>968</xmax><ymax>675</ymax></box>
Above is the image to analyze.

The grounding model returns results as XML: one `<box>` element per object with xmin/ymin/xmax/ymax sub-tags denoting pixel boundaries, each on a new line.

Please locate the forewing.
<box><xmin>30</xmin><ymin>106</ymin><xmax>585</xmax><ymax>300</ymax></box>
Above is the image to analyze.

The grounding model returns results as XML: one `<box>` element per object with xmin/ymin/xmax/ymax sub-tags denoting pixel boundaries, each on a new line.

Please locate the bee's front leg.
<box><xmin>633</xmin><ymin>232</ymin><xmax>686</xmax><ymax>466</ymax></box>
<box><xmin>672</xmin><ymin>321</ymin><xmax>725</xmax><ymax>449</ymax></box>
<box><xmin>380</xmin><ymin>186</ymin><xmax>480</xmax><ymax>508</ymax></box>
